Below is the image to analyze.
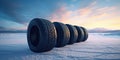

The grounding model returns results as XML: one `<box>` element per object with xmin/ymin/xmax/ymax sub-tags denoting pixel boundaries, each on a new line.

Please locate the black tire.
<box><xmin>27</xmin><ymin>18</ymin><xmax>57</xmax><ymax>52</ymax></box>
<box><xmin>80</xmin><ymin>27</ymin><xmax>88</xmax><ymax>42</ymax></box>
<box><xmin>53</xmin><ymin>22</ymin><xmax>70</xmax><ymax>47</ymax></box>
<box><xmin>74</xmin><ymin>26</ymin><xmax>84</xmax><ymax>42</ymax></box>
<box><xmin>66</xmin><ymin>24</ymin><xmax>78</xmax><ymax>44</ymax></box>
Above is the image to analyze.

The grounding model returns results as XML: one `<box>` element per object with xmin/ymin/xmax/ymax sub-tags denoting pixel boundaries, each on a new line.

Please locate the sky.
<box><xmin>0</xmin><ymin>0</ymin><xmax>120</xmax><ymax>31</ymax></box>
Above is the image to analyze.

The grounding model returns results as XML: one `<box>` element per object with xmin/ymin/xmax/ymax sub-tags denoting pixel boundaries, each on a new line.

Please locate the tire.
<box><xmin>80</xmin><ymin>27</ymin><xmax>88</xmax><ymax>42</ymax></box>
<box><xmin>74</xmin><ymin>26</ymin><xmax>84</xmax><ymax>42</ymax></box>
<box><xmin>66</xmin><ymin>24</ymin><xmax>78</xmax><ymax>44</ymax></box>
<box><xmin>53</xmin><ymin>22</ymin><xmax>70</xmax><ymax>47</ymax></box>
<box><xmin>27</xmin><ymin>18</ymin><xmax>57</xmax><ymax>52</ymax></box>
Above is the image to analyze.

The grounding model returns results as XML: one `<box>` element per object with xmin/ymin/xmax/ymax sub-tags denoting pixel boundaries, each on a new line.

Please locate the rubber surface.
<box><xmin>66</xmin><ymin>24</ymin><xmax>78</xmax><ymax>44</ymax></box>
<box><xmin>80</xmin><ymin>27</ymin><xmax>88</xmax><ymax>42</ymax></box>
<box><xmin>74</xmin><ymin>26</ymin><xmax>84</xmax><ymax>42</ymax></box>
<box><xmin>53</xmin><ymin>22</ymin><xmax>70</xmax><ymax>47</ymax></box>
<box><xmin>27</xmin><ymin>18</ymin><xmax>57</xmax><ymax>52</ymax></box>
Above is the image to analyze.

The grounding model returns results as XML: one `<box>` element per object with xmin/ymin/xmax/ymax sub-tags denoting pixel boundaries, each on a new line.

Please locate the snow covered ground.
<box><xmin>0</xmin><ymin>33</ymin><xmax>120</xmax><ymax>60</ymax></box>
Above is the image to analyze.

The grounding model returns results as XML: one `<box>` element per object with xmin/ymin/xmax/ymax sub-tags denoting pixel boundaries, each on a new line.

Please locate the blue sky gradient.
<box><xmin>0</xmin><ymin>0</ymin><xmax>120</xmax><ymax>31</ymax></box>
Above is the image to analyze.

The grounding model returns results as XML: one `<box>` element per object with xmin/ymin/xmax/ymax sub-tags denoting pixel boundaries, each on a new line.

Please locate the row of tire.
<box><xmin>27</xmin><ymin>18</ymin><xmax>88</xmax><ymax>53</ymax></box>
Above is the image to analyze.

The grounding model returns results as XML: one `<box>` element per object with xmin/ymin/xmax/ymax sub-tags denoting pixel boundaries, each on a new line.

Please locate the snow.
<box><xmin>0</xmin><ymin>33</ymin><xmax>120</xmax><ymax>60</ymax></box>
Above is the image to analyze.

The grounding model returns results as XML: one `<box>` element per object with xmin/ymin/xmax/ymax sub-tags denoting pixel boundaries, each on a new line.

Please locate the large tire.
<box><xmin>66</xmin><ymin>24</ymin><xmax>78</xmax><ymax>44</ymax></box>
<box><xmin>74</xmin><ymin>26</ymin><xmax>84</xmax><ymax>42</ymax></box>
<box><xmin>53</xmin><ymin>22</ymin><xmax>70</xmax><ymax>47</ymax></box>
<box><xmin>80</xmin><ymin>27</ymin><xmax>88</xmax><ymax>42</ymax></box>
<box><xmin>27</xmin><ymin>18</ymin><xmax>57</xmax><ymax>52</ymax></box>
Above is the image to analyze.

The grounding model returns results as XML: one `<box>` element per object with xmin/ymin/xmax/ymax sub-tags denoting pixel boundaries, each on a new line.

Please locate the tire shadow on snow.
<box><xmin>0</xmin><ymin>44</ymin><xmax>71</xmax><ymax>60</ymax></box>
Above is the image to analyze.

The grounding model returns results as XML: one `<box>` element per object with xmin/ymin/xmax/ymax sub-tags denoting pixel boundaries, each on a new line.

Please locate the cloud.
<box><xmin>0</xmin><ymin>19</ymin><xmax>27</xmax><ymax>30</ymax></box>
<box><xmin>0</xmin><ymin>26</ymin><xmax>7</xmax><ymax>31</ymax></box>
<box><xmin>0</xmin><ymin>0</ymin><xmax>65</xmax><ymax>31</ymax></box>
<box><xmin>51</xmin><ymin>1</ymin><xmax>97</xmax><ymax>22</ymax></box>
<box><xmin>0</xmin><ymin>0</ymin><xmax>28</xmax><ymax>24</ymax></box>
<box><xmin>0</xmin><ymin>0</ymin><xmax>120</xmax><ymax>30</ymax></box>
<box><xmin>50</xmin><ymin>1</ymin><xmax>120</xmax><ymax>30</ymax></box>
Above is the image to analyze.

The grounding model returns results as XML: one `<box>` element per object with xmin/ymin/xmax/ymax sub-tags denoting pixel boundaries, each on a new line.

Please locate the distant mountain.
<box><xmin>0</xmin><ymin>30</ymin><xmax>26</xmax><ymax>33</ymax></box>
<box><xmin>88</xmin><ymin>28</ymin><xmax>120</xmax><ymax>33</ymax></box>
<box><xmin>88</xmin><ymin>28</ymin><xmax>109</xmax><ymax>33</ymax></box>
<box><xmin>104</xmin><ymin>30</ymin><xmax>120</xmax><ymax>33</ymax></box>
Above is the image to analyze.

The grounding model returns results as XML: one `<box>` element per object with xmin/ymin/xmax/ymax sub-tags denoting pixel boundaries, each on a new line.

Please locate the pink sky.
<box><xmin>51</xmin><ymin>1</ymin><xmax>120</xmax><ymax>30</ymax></box>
